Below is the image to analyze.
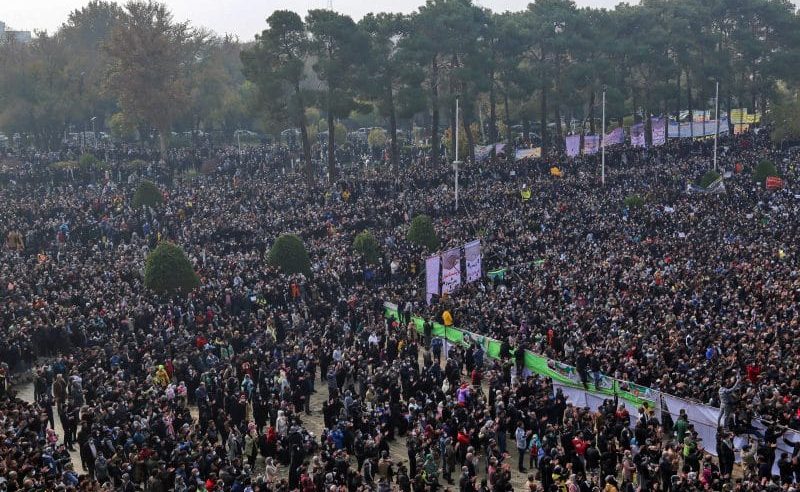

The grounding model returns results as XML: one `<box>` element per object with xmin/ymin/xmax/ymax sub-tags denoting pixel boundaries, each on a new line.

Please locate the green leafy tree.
<box><xmin>306</xmin><ymin>9</ymin><xmax>369</xmax><ymax>181</ymax></box>
<box><xmin>442</xmin><ymin>124</ymin><xmax>469</xmax><ymax>159</ymax></box>
<box><xmin>407</xmin><ymin>215</ymin><xmax>439</xmax><ymax>251</ymax></box>
<box><xmin>241</xmin><ymin>11</ymin><xmax>314</xmax><ymax>184</ymax></box>
<box><xmin>358</xmin><ymin>13</ymin><xmax>422</xmax><ymax>166</ymax></box>
<box><xmin>403</xmin><ymin>0</ymin><xmax>487</xmax><ymax>165</ymax></box>
<box><xmin>753</xmin><ymin>160</ymin><xmax>778</xmax><ymax>184</ymax></box>
<box><xmin>353</xmin><ymin>230</ymin><xmax>381</xmax><ymax>264</ymax></box>
<box><xmin>4</xmin><ymin>0</ymin><xmax>800</xmax><ymax>154</ymax></box>
<box><xmin>697</xmin><ymin>170</ymin><xmax>721</xmax><ymax>188</ymax></box>
<box><xmin>132</xmin><ymin>180</ymin><xmax>163</xmax><ymax>208</ymax></box>
<box><xmin>486</xmin><ymin>12</ymin><xmax>528</xmax><ymax>152</ymax></box>
<box><xmin>79</xmin><ymin>153</ymin><xmax>99</xmax><ymax>168</ymax></box>
<box><xmin>109</xmin><ymin>112</ymin><xmax>137</xmax><ymax>140</ymax></box>
<box><xmin>144</xmin><ymin>242</ymin><xmax>200</xmax><ymax>295</ymax></box>
<box><xmin>0</xmin><ymin>34</ymin><xmax>71</xmax><ymax>149</ymax></box>
<box><xmin>318</xmin><ymin>120</ymin><xmax>348</xmax><ymax>145</ymax></box>
<box><xmin>269</xmin><ymin>234</ymin><xmax>311</xmax><ymax>274</ymax></box>
<box><xmin>624</xmin><ymin>194</ymin><xmax>645</xmax><ymax>209</ymax></box>
<box><xmin>769</xmin><ymin>97</ymin><xmax>800</xmax><ymax>143</ymax></box>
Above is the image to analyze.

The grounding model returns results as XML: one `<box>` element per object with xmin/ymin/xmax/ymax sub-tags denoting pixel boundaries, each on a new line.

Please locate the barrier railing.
<box><xmin>384</xmin><ymin>305</ymin><xmax>654</xmax><ymax>407</ymax></box>
<box><xmin>383</xmin><ymin>307</ymin><xmax>800</xmax><ymax>474</ymax></box>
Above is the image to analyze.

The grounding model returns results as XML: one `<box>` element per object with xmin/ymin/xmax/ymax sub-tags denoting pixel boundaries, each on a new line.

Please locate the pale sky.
<box><xmin>4</xmin><ymin>0</ymin><xmax>628</xmax><ymax>41</ymax></box>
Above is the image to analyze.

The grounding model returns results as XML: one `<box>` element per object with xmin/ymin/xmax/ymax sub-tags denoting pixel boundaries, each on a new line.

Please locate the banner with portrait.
<box><xmin>464</xmin><ymin>240</ymin><xmax>481</xmax><ymax>283</ymax></box>
<box><xmin>441</xmin><ymin>247</ymin><xmax>462</xmax><ymax>294</ymax></box>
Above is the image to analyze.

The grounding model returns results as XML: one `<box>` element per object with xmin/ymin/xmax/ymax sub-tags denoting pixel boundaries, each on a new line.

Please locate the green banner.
<box><xmin>385</xmin><ymin>307</ymin><xmax>653</xmax><ymax>408</ymax></box>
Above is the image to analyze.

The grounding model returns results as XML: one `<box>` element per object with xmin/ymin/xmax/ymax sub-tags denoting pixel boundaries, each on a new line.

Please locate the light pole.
<box><xmin>236</xmin><ymin>130</ymin><xmax>242</xmax><ymax>163</ymax></box>
<box><xmin>601</xmin><ymin>87</ymin><xmax>606</xmax><ymax>187</ymax></box>
<box><xmin>453</xmin><ymin>95</ymin><xmax>462</xmax><ymax>212</ymax></box>
<box><xmin>713</xmin><ymin>81</ymin><xmax>719</xmax><ymax>172</ymax></box>
<box><xmin>78</xmin><ymin>71</ymin><xmax>85</xmax><ymax>153</ymax></box>
<box><xmin>90</xmin><ymin>116</ymin><xmax>97</xmax><ymax>150</ymax></box>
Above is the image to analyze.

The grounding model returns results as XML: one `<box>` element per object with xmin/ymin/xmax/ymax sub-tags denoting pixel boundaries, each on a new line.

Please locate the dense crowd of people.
<box><xmin>1</xmin><ymin>127</ymin><xmax>799</xmax><ymax>491</ymax></box>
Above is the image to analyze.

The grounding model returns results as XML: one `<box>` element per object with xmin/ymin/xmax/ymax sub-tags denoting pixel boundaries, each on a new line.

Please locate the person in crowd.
<box><xmin>0</xmin><ymin>127</ymin><xmax>798</xmax><ymax>492</ymax></box>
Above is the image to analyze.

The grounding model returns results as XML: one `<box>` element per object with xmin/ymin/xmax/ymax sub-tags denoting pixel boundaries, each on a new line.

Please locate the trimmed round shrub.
<box><xmin>144</xmin><ymin>242</ymin><xmax>199</xmax><ymax>295</ymax></box>
<box><xmin>407</xmin><ymin>215</ymin><xmax>439</xmax><ymax>251</ymax></box>
<box><xmin>696</xmin><ymin>170</ymin><xmax>721</xmax><ymax>189</ymax></box>
<box><xmin>753</xmin><ymin>160</ymin><xmax>778</xmax><ymax>184</ymax></box>
<box><xmin>79</xmin><ymin>153</ymin><xmax>99</xmax><ymax>168</ymax></box>
<box><xmin>133</xmin><ymin>181</ymin><xmax>163</xmax><ymax>209</ymax></box>
<box><xmin>268</xmin><ymin>234</ymin><xmax>311</xmax><ymax>275</ymax></box>
<box><xmin>353</xmin><ymin>230</ymin><xmax>381</xmax><ymax>265</ymax></box>
<box><xmin>624</xmin><ymin>194</ymin><xmax>645</xmax><ymax>209</ymax></box>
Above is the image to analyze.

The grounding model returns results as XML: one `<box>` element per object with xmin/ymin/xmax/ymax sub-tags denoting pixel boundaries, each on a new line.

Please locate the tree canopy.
<box><xmin>132</xmin><ymin>180</ymin><xmax>163</xmax><ymax>208</ymax></box>
<box><xmin>144</xmin><ymin>242</ymin><xmax>200</xmax><ymax>295</ymax></box>
<box><xmin>2</xmin><ymin>0</ymin><xmax>800</xmax><ymax>158</ymax></box>
<box><xmin>407</xmin><ymin>215</ymin><xmax>439</xmax><ymax>251</ymax></box>
<box><xmin>268</xmin><ymin>234</ymin><xmax>312</xmax><ymax>275</ymax></box>
<box><xmin>353</xmin><ymin>230</ymin><xmax>382</xmax><ymax>265</ymax></box>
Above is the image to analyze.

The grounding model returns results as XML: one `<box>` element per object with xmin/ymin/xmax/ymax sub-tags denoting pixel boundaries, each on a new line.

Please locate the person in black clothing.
<box><xmin>576</xmin><ymin>350</ymin><xmax>590</xmax><ymax>390</ymax></box>
<box><xmin>499</xmin><ymin>339</ymin><xmax>511</xmax><ymax>360</ymax></box>
<box><xmin>716</xmin><ymin>431</ymin><xmax>735</xmax><ymax>479</ymax></box>
<box><xmin>659</xmin><ymin>451</ymin><xmax>674</xmax><ymax>492</ymax></box>
<box><xmin>757</xmin><ymin>455</ymin><xmax>773</xmax><ymax>484</ymax></box>
<box><xmin>514</xmin><ymin>343</ymin><xmax>526</xmax><ymax>378</ymax></box>
<box><xmin>459</xmin><ymin>466</ymin><xmax>474</xmax><ymax>492</ymax></box>
<box><xmin>778</xmin><ymin>452</ymin><xmax>793</xmax><ymax>486</ymax></box>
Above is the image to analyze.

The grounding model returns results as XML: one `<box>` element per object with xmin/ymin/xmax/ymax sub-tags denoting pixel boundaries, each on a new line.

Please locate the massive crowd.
<box><xmin>0</xmin><ymin>127</ymin><xmax>799</xmax><ymax>492</ymax></box>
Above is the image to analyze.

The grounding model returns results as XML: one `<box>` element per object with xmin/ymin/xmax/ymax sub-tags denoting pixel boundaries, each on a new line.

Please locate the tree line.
<box><xmin>0</xmin><ymin>1</ymin><xmax>253</xmax><ymax>152</ymax></box>
<box><xmin>1</xmin><ymin>0</ymin><xmax>799</xmax><ymax>178</ymax></box>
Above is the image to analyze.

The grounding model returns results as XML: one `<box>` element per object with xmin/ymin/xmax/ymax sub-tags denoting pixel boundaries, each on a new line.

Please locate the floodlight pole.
<box><xmin>454</xmin><ymin>95</ymin><xmax>462</xmax><ymax>211</ymax></box>
<box><xmin>601</xmin><ymin>88</ymin><xmax>606</xmax><ymax>186</ymax></box>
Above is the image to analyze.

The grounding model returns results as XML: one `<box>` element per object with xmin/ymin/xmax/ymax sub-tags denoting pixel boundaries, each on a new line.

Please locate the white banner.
<box><xmin>555</xmin><ymin>384</ymin><xmax>639</xmax><ymax>429</ymax></box>
<box><xmin>441</xmin><ymin>247</ymin><xmax>462</xmax><ymax>294</ymax></box>
<box><xmin>668</xmin><ymin>119</ymin><xmax>730</xmax><ymax>138</ymax></box>
<box><xmin>464</xmin><ymin>240</ymin><xmax>481</xmax><ymax>283</ymax></box>
<box><xmin>425</xmin><ymin>255</ymin><xmax>440</xmax><ymax>304</ymax></box>
<box><xmin>662</xmin><ymin>394</ymin><xmax>720</xmax><ymax>455</ymax></box>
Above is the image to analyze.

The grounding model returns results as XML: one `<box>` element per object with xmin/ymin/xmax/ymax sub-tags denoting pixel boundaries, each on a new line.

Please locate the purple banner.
<box><xmin>566</xmin><ymin>135</ymin><xmax>581</xmax><ymax>157</ymax></box>
<box><xmin>583</xmin><ymin>135</ymin><xmax>600</xmax><ymax>155</ymax></box>
<box><xmin>631</xmin><ymin>123</ymin><xmax>646</xmax><ymax>148</ymax></box>
<box><xmin>603</xmin><ymin>127</ymin><xmax>624</xmax><ymax>147</ymax></box>
<box><xmin>651</xmin><ymin>117</ymin><xmax>666</xmax><ymax>146</ymax></box>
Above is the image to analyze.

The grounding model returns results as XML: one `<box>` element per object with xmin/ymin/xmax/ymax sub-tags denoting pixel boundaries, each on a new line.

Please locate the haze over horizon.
<box><xmin>10</xmin><ymin>0</ymin><xmax>785</xmax><ymax>41</ymax></box>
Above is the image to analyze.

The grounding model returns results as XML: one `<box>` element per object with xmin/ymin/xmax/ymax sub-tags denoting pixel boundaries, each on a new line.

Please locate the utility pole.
<box><xmin>91</xmin><ymin>116</ymin><xmax>97</xmax><ymax>150</ymax></box>
<box><xmin>601</xmin><ymin>87</ymin><xmax>606</xmax><ymax>186</ymax></box>
<box><xmin>713</xmin><ymin>81</ymin><xmax>719</xmax><ymax>172</ymax></box>
<box><xmin>236</xmin><ymin>130</ymin><xmax>242</xmax><ymax>164</ymax></box>
<box><xmin>454</xmin><ymin>95</ymin><xmax>461</xmax><ymax>211</ymax></box>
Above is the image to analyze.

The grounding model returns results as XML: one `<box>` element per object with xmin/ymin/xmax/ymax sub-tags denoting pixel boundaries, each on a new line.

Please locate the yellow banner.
<box><xmin>730</xmin><ymin>108</ymin><xmax>761</xmax><ymax>124</ymax></box>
